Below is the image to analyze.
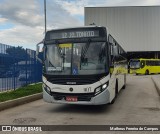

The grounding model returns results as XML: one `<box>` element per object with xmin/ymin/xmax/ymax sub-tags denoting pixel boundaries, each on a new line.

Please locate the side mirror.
<box><xmin>36</xmin><ymin>41</ymin><xmax>43</xmax><ymax>63</ymax></box>
<box><xmin>141</xmin><ymin>62</ymin><xmax>144</xmax><ymax>68</ymax></box>
<box><xmin>36</xmin><ymin>46</ymin><xmax>40</xmax><ymax>55</ymax></box>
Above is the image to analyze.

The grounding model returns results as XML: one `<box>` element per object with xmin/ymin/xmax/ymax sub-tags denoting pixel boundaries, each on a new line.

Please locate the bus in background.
<box><xmin>36</xmin><ymin>26</ymin><xmax>128</xmax><ymax>105</ymax></box>
<box><xmin>129</xmin><ymin>58</ymin><xmax>160</xmax><ymax>75</ymax></box>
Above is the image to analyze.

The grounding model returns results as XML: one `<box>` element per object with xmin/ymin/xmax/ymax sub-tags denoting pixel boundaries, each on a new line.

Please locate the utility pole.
<box><xmin>44</xmin><ymin>0</ymin><xmax>47</xmax><ymax>33</ymax></box>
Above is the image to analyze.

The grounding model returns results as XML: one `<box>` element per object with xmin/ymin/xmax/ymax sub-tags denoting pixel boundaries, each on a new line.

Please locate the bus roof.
<box><xmin>46</xmin><ymin>26</ymin><xmax>106</xmax><ymax>33</ymax></box>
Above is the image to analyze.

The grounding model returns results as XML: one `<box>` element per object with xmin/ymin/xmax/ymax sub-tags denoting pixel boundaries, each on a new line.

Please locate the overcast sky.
<box><xmin>0</xmin><ymin>0</ymin><xmax>160</xmax><ymax>50</ymax></box>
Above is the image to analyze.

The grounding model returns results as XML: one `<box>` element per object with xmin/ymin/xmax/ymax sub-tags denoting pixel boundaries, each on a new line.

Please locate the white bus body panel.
<box><xmin>42</xmin><ymin>75</ymin><xmax>116</xmax><ymax>105</ymax></box>
<box><xmin>43</xmin><ymin>87</ymin><xmax>110</xmax><ymax>105</ymax></box>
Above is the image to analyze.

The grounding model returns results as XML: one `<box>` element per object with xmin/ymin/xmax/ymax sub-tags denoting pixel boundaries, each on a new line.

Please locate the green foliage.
<box><xmin>0</xmin><ymin>83</ymin><xmax>42</xmax><ymax>102</ymax></box>
<box><xmin>6</xmin><ymin>46</ymin><xmax>28</xmax><ymax>61</ymax></box>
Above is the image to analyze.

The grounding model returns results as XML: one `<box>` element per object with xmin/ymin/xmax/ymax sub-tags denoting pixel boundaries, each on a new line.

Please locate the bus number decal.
<box><xmin>84</xmin><ymin>87</ymin><xmax>91</xmax><ymax>92</ymax></box>
<box><xmin>61</xmin><ymin>31</ymin><xmax>96</xmax><ymax>39</ymax></box>
<box><xmin>62</xmin><ymin>33</ymin><xmax>67</xmax><ymax>38</ymax></box>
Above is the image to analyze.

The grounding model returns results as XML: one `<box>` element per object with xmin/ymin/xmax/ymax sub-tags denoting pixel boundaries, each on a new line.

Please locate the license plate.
<box><xmin>66</xmin><ymin>96</ymin><xmax>78</xmax><ymax>102</ymax></box>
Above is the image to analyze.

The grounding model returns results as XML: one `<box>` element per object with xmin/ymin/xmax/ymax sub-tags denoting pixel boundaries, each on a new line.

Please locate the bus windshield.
<box><xmin>44</xmin><ymin>42</ymin><xmax>108</xmax><ymax>75</ymax></box>
<box><xmin>130</xmin><ymin>60</ymin><xmax>140</xmax><ymax>69</ymax></box>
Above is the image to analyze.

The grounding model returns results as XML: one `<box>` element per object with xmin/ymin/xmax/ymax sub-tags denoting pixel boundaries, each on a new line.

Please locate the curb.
<box><xmin>151</xmin><ymin>77</ymin><xmax>160</xmax><ymax>96</ymax></box>
<box><xmin>0</xmin><ymin>93</ymin><xmax>42</xmax><ymax>111</ymax></box>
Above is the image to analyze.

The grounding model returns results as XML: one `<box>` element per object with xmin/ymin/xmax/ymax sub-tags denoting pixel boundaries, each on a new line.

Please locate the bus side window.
<box><xmin>150</xmin><ymin>61</ymin><xmax>154</xmax><ymax>66</ymax></box>
<box><xmin>146</xmin><ymin>61</ymin><xmax>148</xmax><ymax>66</ymax></box>
<box><xmin>108</xmin><ymin>35</ymin><xmax>114</xmax><ymax>64</ymax></box>
<box><xmin>108</xmin><ymin>35</ymin><xmax>113</xmax><ymax>55</ymax></box>
<box><xmin>155</xmin><ymin>61</ymin><xmax>158</xmax><ymax>66</ymax></box>
<box><xmin>153</xmin><ymin>61</ymin><xmax>155</xmax><ymax>66</ymax></box>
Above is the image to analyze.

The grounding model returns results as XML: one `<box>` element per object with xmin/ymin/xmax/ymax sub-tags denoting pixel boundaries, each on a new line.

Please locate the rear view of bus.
<box><xmin>36</xmin><ymin>26</ymin><xmax>127</xmax><ymax>105</ymax></box>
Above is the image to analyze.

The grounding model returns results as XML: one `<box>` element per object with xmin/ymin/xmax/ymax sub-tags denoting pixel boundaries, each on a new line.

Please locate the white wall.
<box><xmin>85</xmin><ymin>6</ymin><xmax>160</xmax><ymax>52</ymax></box>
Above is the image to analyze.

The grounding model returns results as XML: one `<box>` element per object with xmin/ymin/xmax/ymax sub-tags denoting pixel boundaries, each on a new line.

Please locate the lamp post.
<box><xmin>44</xmin><ymin>0</ymin><xmax>47</xmax><ymax>34</ymax></box>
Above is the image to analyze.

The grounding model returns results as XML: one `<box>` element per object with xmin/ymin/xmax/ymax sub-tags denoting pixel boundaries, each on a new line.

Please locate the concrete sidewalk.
<box><xmin>152</xmin><ymin>75</ymin><xmax>160</xmax><ymax>96</ymax></box>
<box><xmin>0</xmin><ymin>93</ymin><xmax>42</xmax><ymax>111</ymax></box>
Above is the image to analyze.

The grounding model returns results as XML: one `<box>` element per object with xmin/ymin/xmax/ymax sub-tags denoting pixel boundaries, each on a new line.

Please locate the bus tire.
<box><xmin>145</xmin><ymin>70</ymin><xmax>149</xmax><ymax>75</ymax></box>
<box><xmin>110</xmin><ymin>81</ymin><xmax>118</xmax><ymax>104</ymax></box>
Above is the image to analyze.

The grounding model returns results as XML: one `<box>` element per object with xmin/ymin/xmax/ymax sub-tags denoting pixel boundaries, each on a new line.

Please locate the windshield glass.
<box><xmin>44</xmin><ymin>42</ymin><xmax>108</xmax><ymax>75</ymax></box>
<box><xmin>129</xmin><ymin>60</ymin><xmax>140</xmax><ymax>69</ymax></box>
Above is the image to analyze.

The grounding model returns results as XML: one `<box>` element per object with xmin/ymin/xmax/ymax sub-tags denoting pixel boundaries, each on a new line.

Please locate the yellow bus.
<box><xmin>129</xmin><ymin>58</ymin><xmax>160</xmax><ymax>75</ymax></box>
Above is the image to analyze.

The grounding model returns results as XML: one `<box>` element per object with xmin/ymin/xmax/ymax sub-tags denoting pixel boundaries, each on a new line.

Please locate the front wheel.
<box><xmin>122</xmin><ymin>74</ymin><xmax>126</xmax><ymax>89</ymax></box>
<box><xmin>110</xmin><ymin>81</ymin><xmax>118</xmax><ymax>104</ymax></box>
<box><xmin>145</xmin><ymin>70</ymin><xmax>149</xmax><ymax>75</ymax></box>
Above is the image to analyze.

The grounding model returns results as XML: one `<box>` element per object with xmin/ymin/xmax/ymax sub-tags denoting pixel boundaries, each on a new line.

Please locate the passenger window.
<box><xmin>108</xmin><ymin>35</ymin><xmax>114</xmax><ymax>55</ymax></box>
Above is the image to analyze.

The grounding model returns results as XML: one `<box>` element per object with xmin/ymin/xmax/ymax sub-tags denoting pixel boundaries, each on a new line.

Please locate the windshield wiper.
<box><xmin>49</xmin><ymin>61</ymin><xmax>56</xmax><ymax>68</ymax></box>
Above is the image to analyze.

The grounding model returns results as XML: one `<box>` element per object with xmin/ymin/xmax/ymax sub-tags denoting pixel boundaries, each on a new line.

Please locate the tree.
<box><xmin>6</xmin><ymin>46</ymin><xmax>28</xmax><ymax>62</ymax></box>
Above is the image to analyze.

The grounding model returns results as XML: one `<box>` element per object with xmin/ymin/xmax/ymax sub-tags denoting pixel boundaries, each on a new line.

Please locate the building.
<box><xmin>85</xmin><ymin>6</ymin><xmax>160</xmax><ymax>59</ymax></box>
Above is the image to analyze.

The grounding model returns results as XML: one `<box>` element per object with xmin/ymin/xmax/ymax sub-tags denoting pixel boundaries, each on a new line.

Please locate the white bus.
<box><xmin>36</xmin><ymin>26</ymin><xmax>127</xmax><ymax>105</ymax></box>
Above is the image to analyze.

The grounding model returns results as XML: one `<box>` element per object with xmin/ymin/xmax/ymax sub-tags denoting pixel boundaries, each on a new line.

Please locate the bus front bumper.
<box><xmin>43</xmin><ymin>88</ymin><xmax>110</xmax><ymax>105</ymax></box>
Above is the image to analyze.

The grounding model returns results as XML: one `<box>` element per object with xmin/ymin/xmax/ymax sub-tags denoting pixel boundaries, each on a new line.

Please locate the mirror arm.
<box><xmin>36</xmin><ymin>41</ymin><xmax>43</xmax><ymax>63</ymax></box>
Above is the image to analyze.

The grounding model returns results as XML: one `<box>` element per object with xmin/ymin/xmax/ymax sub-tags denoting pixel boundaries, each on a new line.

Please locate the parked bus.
<box><xmin>129</xmin><ymin>58</ymin><xmax>160</xmax><ymax>75</ymax></box>
<box><xmin>36</xmin><ymin>26</ymin><xmax>127</xmax><ymax>105</ymax></box>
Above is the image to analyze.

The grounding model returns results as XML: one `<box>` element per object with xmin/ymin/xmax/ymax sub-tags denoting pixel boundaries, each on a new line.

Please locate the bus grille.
<box><xmin>51</xmin><ymin>92</ymin><xmax>95</xmax><ymax>101</ymax></box>
<box><xmin>44</xmin><ymin>73</ymin><xmax>107</xmax><ymax>85</ymax></box>
<box><xmin>47</xmin><ymin>77</ymin><xmax>99</xmax><ymax>85</ymax></box>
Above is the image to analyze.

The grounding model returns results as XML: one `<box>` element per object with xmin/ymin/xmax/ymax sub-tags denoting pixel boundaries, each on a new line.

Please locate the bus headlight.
<box><xmin>102</xmin><ymin>83</ymin><xmax>107</xmax><ymax>90</ymax></box>
<box><xmin>43</xmin><ymin>84</ymin><xmax>51</xmax><ymax>95</ymax></box>
<box><xmin>95</xmin><ymin>86</ymin><xmax>101</xmax><ymax>95</ymax></box>
<box><xmin>94</xmin><ymin>82</ymin><xmax>109</xmax><ymax>95</ymax></box>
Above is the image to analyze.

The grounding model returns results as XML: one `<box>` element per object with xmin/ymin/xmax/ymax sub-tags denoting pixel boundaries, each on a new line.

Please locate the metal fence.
<box><xmin>0</xmin><ymin>43</ymin><xmax>42</xmax><ymax>92</ymax></box>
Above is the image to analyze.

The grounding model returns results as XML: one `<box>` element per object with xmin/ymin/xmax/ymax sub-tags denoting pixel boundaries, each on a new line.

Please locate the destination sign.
<box><xmin>48</xmin><ymin>30</ymin><xmax>100</xmax><ymax>40</ymax></box>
